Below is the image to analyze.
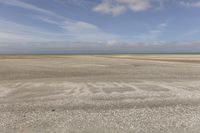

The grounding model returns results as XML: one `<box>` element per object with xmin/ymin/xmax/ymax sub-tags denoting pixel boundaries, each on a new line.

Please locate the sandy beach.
<box><xmin>0</xmin><ymin>55</ymin><xmax>200</xmax><ymax>133</ymax></box>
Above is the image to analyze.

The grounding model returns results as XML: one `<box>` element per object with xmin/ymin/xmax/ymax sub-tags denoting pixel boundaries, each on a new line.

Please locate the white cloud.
<box><xmin>62</xmin><ymin>21</ymin><xmax>99</xmax><ymax>32</ymax></box>
<box><xmin>0</xmin><ymin>0</ymin><xmax>64</xmax><ymax>19</ymax></box>
<box><xmin>193</xmin><ymin>1</ymin><xmax>200</xmax><ymax>7</ymax></box>
<box><xmin>53</xmin><ymin>19</ymin><xmax>120</xmax><ymax>42</ymax></box>
<box><xmin>0</xmin><ymin>19</ymin><xmax>72</xmax><ymax>42</ymax></box>
<box><xmin>93</xmin><ymin>1</ymin><xmax>127</xmax><ymax>16</ymax></box>
<box><xmin>36</xmin><ymin>16</ymin><xmax>61</xmax><ymax>25</ymax></box>
<box><xmin>36</xmin><ymin>15</ymin><xmax>99</xmax><ymax>33</ymax></box>
<box><xmin>119</xmin><ymin>0</ymin><xmax>151</xmax><ymax>11</ymax></box>
<box><xmin>132</xmin><ymin>22</ymin><xmax>168</xmax><ymax>41</ymax></box>
<box><xmin>0</xmin><ymin>0</ymin><xmax>49</xmax><ymax>13</ymax></box>
<box><xmin>180</xmin><ymin>1</ymin><xmax>200</xmax><ymax>8</ymax></box>
<box><xmin>0</xmin><ymin>32</ymin><xmax>32</xmax><ymax>42</ymax></box>
<box><xmin>93</xmin><ymin>0</ymin><xmax>151</xmax><ymax>16</ymax></box>
<box><xmin>94</xmin><ymin>0</ymin><xmax>200</xmax><ymax>16</ymax></box>
<box><xmin>181</xmin><ymin>29</ymin><xmax>200</xmax><ymax>39</ymax></box>
<box><xmin>62</xmin><ymin>20</ymin><xmax>120</xmax><ymax>42</ymax></box>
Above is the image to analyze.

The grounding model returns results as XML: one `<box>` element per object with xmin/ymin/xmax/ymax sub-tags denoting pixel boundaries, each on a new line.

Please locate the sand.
<box><xmin>0</xmin><ymin>55</ymin><xmax>200</xmax><ymax>133</ymax></box>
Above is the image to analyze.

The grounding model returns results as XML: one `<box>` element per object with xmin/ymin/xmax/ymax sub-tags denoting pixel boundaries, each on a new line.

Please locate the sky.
<box><xmin>0</xmin><ymin>0</ymin><xmax>200</xmax><ymax>54</ymax></box>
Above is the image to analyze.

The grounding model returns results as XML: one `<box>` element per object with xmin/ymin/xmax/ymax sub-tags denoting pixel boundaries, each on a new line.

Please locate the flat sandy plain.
<box><xmin>1</xmin><ymin>54</ymin><xmax>200</xmax><ymax>133</ymax></box>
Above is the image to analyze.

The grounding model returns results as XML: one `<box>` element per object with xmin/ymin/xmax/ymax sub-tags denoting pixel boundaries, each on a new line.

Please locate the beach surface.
<box><xmin>1</xmin><ymin>55</ymin><xmax>200</xmax><ymax>133</ymax></box>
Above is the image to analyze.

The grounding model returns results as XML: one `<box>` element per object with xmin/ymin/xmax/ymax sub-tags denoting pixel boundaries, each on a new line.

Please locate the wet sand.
<box><xmin>0</xmin><ymin>55</ymin><xmax>200</xmax><ymax>133</ymax></box>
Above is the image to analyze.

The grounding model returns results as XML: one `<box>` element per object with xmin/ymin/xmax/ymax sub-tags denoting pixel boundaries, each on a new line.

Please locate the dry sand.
<box><xmin>0</xmin><ymin>55</ymin><xmax>200</xmax><ymax>133</ymax></box>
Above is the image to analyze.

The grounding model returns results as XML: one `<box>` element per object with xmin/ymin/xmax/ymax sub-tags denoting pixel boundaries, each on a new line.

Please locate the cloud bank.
<box><xmin>0</xmin><ymin>41</ymin><xmax>200</xmax><ymax>54</ymax></box>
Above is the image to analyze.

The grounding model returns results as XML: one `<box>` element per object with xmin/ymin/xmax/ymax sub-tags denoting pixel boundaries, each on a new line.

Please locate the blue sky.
<box><xmin>0</xmin><ymin>0</ymin><xmax>200</xmax><ymax>53</ymax></box>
